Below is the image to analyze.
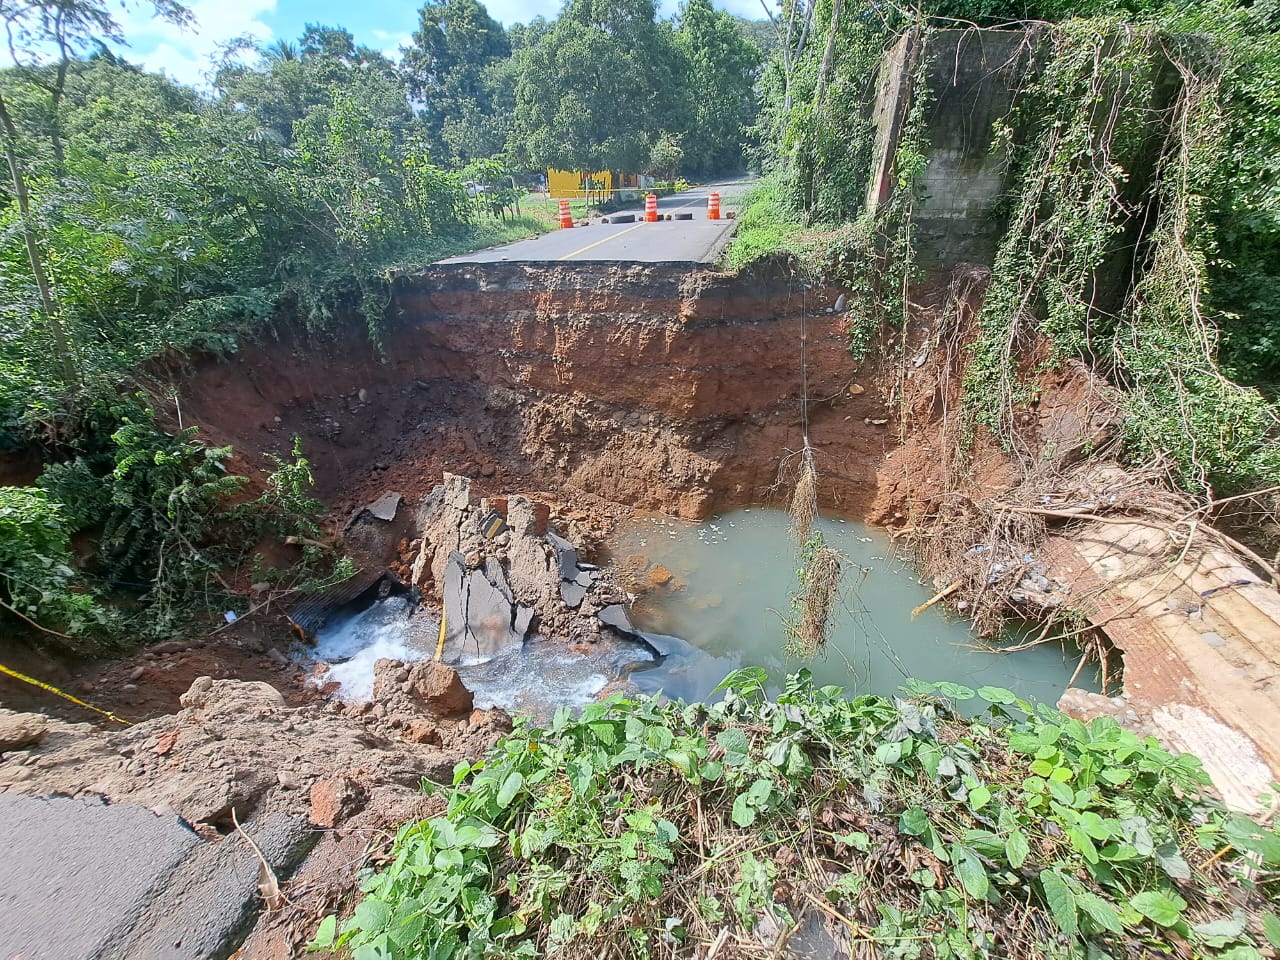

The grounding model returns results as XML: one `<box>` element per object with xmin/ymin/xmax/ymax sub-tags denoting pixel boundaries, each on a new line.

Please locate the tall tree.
<box><xmin>402</xmin><ymin>0</ymin><xmax>510</xmax><ymax>161</ymax></box>
<box><xmin>675</xmin><ymin>0</ymin><xmax>762</xmax><ymax>176</ymax></box>
<box><xmin>511</xmin><ymin>0</ymin><xmax>683</xmax><ymax>176</ymax></box>
<box><xmin>0</xmin><ymin>0</ymin><xmax>190</xmax><ymax>385</ymax></box>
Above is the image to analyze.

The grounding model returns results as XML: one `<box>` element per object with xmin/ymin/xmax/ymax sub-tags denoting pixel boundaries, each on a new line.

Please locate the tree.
<box><xmin>649</xmin><ymin>131</ymin><xmax>684</xmax><ymax>178</ymax></box>
<box><xmin>674</xmin><ymin>0</ymin><xmax>762</xmax><ymax>176</ymax></box>
<box><xmin>511</xmin><ymin>0</ymin><xmax>684</xmax><ymax>176</ymax></box>
<box><xmin>402</xmin><ymin>0</ymin><xmax>510</xmax><ymax>161</ymax></box>
<box><xmin>0</xmin><ymin>0</ymin><xmax>190</xmax><ymax>387</ymax></box>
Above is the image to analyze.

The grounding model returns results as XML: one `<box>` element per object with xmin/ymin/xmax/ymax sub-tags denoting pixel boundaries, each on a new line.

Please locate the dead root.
<box><xmin>788</xmin><ymin>544</ymin><xmax>843</xmax><ymax>658</ymax></box>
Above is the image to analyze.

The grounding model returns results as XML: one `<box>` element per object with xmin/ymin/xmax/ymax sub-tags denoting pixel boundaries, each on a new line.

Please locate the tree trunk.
<box><xmin>0</xmin><ymin>90</ymin><xmax>76</xmax><ymax>385</ymax></box>
<box><xmin>814</xmin><ymin>0</ymin><xmax>843</xmax><ymax>107</ymax></box>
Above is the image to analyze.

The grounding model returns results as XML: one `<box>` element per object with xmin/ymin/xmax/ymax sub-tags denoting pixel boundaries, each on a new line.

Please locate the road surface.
<box><xmin>441</xmin><ymin>178</ymin><xmax>754</xmax><ymax>266</ymax></box>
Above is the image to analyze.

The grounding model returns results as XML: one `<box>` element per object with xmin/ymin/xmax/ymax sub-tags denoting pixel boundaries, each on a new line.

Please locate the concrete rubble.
<box><xmin>410</xmin><ymin>473</ymin><xmax>653</xmax><ymax>662</ymax></box>
<box><xmin>0</xmin><ymin>662</ymin><xmax>510</xmax><ymax>960</ymax></box>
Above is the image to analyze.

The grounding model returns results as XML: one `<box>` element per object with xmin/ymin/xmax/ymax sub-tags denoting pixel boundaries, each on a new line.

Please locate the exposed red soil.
<box><xmin>177</xmin><ymin>263</ymin><xmax>900</xmax><ymax>526</ymax></box>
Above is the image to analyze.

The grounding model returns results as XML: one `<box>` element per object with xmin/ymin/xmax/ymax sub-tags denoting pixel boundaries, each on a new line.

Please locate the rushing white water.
<box><xmin>307</xmin><ymin>596</ymin><xmax>436</xmax><ymax>702</ymax></box>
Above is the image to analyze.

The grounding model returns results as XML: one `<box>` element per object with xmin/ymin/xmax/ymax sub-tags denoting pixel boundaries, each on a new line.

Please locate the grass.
<box><xmin>721</xmin><ymin>176</ymin><xmax>807</xmax><ymax>271</ymax></box>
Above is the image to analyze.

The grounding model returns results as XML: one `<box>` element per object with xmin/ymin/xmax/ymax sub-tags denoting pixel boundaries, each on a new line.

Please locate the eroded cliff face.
<box><xmin>181</xmin><ymin>262</ymin><xmax>902</xmax><ymax>522</ymax></box>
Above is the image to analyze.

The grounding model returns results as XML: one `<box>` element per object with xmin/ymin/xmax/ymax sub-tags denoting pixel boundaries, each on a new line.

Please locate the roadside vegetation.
<box><xmin>733</xmin><ymin>0</ymin><xmax>1279</xmax><ymax>502</ymax></box>
<box><xmin>0</xmin><ymin>0</ymin><xmax>762</xmax><ymax>650</ymax></box>
<box><xmin>323</xmin><ymin>671</ymin><xmax>1280</xmax><ymax>959</ymax></box>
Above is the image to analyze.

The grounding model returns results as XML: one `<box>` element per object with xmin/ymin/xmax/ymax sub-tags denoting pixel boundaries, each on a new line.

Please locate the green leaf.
<box><xmin>307</xmin><ymin>914</ymin><xmax>337</xmax><ymax>951</ymax></box>
<box><xmin>1075</xmin><ymin>890</ymin><xmax>1123</xmax><ymax>935</ymax></box>
<box><xmin>951</xmin><ymin>845</ymin><xmax>989</xmax><ymax>900</ymax></box>
<box><xmin>1154</xmin><ymin>842</ymin><xmax>1191</xmax><ymax>880</ymax></box>
<box><xmin>968</xmin><ymin>785</ymin><xmax>992</xmax><ymax>812</ymax></box>
<box><xmin>1193</xmin><ymin>916</ymin><xmax>1246</xmax><ymax>940</ymax></box>
<box><xmin>1040</xmin><ymin>869</ymin><xmax>1078</xmax><ymax>937</ymax></box>
<box><xmin>731</xmin><ymin>792</ymin><xmax>756</xmax><ymax>827</ymax></box>
<box><xmin>874</xmin><ymin>740</ymin><xmax>903</xmax><ymax>766</ymax></box>
<box><xmin>353</xmin><ymin>898</ymin><xmax>391</xmax><ymax>934</ymax></box>
<box><xmin>978</xmin><ymin>685</ymin><xmax>1017</xmax><ymax>705</ymax></box>
<box><xmin>1129</xmin><ymin>889</ymin><xmax>1187</xmax><ymax>927</ymax></box>
<box><xmin>1263</xmin><ymin>912</ymin><xmax>1280</xmax><ymax>949</ymax></box>
<box><xmin>1005</xmin><ymin>829</ymin><xmax>1030</xmax><ymax>869</ymax></box>
<box><xmin>716</xmin><ymin>728</ymin><xmax>750</xmax><ymax>766</ymax></box>
<box><xmin>497</xmin><ymin>771</ymin><xmax>524</xmax><ymax>809</ymax></box>
<box><xmin>936</xmin><ymin>682</ymin><xmax>976</xmax><ymax>700</ymax></box>
<box><xmin>900</xmin><ymin>807</ymin><xmax>929</xmax><ymax>836</ymax></box>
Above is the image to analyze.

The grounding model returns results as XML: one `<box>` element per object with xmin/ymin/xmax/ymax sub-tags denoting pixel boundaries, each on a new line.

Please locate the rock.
<box><xmin>647</xmin><ymin>563</ymin><xmax>674</xmax><ymax>587</ymax></box>
<box><xmin>848</xmin><ymin>383</ymin><xmax>865</xmax><ymax>396</ymax></box>
<box><xmin>1201</xmin><ymin>631</ymin><xmax>1225</xmax><ymax>648</ymax></box>
<box><xmin>597</xmin><ymin>604</ymin><xmax>637</xmax><ymax>637</ymax></box>
<box><xmin>560</xmin><ymin>581</ymin><xmax>588</xmax><ymax>608</ymax></box>
<box><xmin>128</xmin><ymin>666</ymin><xmax>147</xmax><ymax>682</ymax></box>
<box><xmin>575</xmin><ymin>569</ymin><xmax>595</xmax><ymax>587</ymax></box>
<box><xmin>545</xmin><ymin>532</ymin><xmax>579</xmax><ymax>579</ymax></box>
<box><xmin>406</xmin><ymin>661</ymin><xmax>474</xmax><ymax>717</ymax></box>
<box><xmin>404</xmin><ymin>719</ymin><xmax>442</xmax><ymax>746</ymax></box>
<box><xmin>309</xmin><ymin>777</ymin><xmax>365</xmax><ymax>828</ymax></box>
<box><xmin>0</xmin><ymin>712</ymin><xmax>48</xmax><ymax>752</ymax></box>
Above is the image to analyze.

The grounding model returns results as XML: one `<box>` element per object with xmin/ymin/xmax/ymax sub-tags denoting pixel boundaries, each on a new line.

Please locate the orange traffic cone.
<box><xmin>644</xmin><ymin>193</ymin><xmax>659</xmax><ymax>223</ymax></box>
<box><xmin>558</xmin><ymin>199</ymin><xmax>573</xmax><ymax>229</ymax></box>
<box><xmin>707</xmin><ymin>191</ymin><xmax>721</xmax><ymax>221</ymax></box>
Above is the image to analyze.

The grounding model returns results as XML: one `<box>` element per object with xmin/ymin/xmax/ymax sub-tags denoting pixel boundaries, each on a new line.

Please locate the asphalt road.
<box><xmin>441</xmin><ymin>177</ymin><xmax>754</xmax><ymax>266</ymax></box>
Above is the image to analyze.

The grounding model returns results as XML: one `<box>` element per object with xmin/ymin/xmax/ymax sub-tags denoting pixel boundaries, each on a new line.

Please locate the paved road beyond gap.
<box><xmin>440</xmin><ymin>178</ymin><xmax>753</xmax><ymax>266</ymax></box>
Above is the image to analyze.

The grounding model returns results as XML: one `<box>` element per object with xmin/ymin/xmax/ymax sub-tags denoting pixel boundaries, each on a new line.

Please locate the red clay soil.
<box><xmin>176</xmin><ymin>262</ymin><xmax>904</xmax><ymax>526</ymax></box>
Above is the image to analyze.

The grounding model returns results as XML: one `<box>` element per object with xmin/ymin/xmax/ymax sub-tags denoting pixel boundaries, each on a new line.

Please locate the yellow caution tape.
<box><xmin>0</xmin><ymin>661</ymin><xmax>132</xmax><ymax>725</ymax></box>
<box><xmin>435</xmin><ymin>609</ymin><xmax>447</xmax><ymax>662</ymax></box>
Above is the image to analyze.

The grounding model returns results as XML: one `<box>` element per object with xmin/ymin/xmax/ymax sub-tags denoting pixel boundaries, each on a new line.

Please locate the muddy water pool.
<box><xmin>610</xmin><ymin>509</ymin><xmax>1097</xmax><ymax>705</ymax></box>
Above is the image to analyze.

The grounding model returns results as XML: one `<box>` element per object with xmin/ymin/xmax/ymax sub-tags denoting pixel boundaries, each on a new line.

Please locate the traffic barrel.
<box><xmin>558</xmin><ymin>199</ymin><xmax>573</xmax><ymax>229</ymax></box>
<box><xmin>644</xmin><ymin>193</ymin><xmax>659</xmax><ymax>222</ymax></box>
<box><xmin>707</xmin><ymin>191</ymin><xmax>721</xmax><ymax>220</ymax></box>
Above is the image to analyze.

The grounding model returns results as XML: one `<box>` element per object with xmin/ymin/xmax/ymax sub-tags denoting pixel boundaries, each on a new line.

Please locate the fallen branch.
<box><xmin>911</xmin><ymin>580</ymin><xmax>962</xmax><ymax>619</ymax></box>
<box><xmin>232</xmin><ymin>807</ymin><xmax>287</xmax><ymax>912</ymax></box>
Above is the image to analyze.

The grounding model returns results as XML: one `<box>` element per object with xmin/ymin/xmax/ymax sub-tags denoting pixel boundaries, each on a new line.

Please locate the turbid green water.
<box><xmin>608</xmin><ymin>509</ymin><xmax>1098</xmax><ymax>705</ymax></box>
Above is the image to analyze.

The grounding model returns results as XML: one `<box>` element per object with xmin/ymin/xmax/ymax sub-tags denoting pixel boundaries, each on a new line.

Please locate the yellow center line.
<box><xmin>556</xmin><ymin>219</ymin><xmax>650</xmax><ymax>261</ymax></box>
<box><xmin>556</xmin><ymin>190</ymin><xmax>726</xmax><ymax>262</ymax></box>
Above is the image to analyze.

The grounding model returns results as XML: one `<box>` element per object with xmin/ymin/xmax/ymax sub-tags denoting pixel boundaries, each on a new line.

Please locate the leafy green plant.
<box><xmin>319</xmin><ymin>671</ymin><xmax>1279</xmax><ymax>960</ymax></box>
<box><xmin>0</xmin><ymin>486</ymin><xmax>114</xmax><ymax>646</ymax></box>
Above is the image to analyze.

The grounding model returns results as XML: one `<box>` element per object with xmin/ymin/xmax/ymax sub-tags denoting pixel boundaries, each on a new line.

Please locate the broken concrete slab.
<box><xmin>365</xmin><ymin>491</ymin><xmax>403</xmax><ymax>522</ymax></box>
<box><xmin>597</xmin><ymin>604</ymin><xmax>637</xmax><ymax>637</ymax></box>
<box><xmin>545</xmin><ymin>532</ymin><xmax>579</xmax><ymax>580</ymax></box>
<box><xmin>0</xmin><ymin>794</ymin><xmax>199</xmax><ymax>960</ymax></box>
<box><xmin>560</xmin><ymin>581</ymin><xmax>588</xmax><ymax>609</ymax></box>
<box><xmin>107</xmin><ymin>812</ymin><xmax>315</xmax><ymax>960</ymax></box>
<box><xmin>514</xmin><ymin>604</ymin><xmax>534</xmax><ymax>640</ymax></box>
<box><xmin>443</xmin><ymin>551</ymin><xmax>524</xmax><ymax>662</ymax></box>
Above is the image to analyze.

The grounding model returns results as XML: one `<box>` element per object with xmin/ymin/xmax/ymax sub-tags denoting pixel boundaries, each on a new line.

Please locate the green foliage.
<box><xmin>323</xmin><ymin>672</ymin><xmax>1279</xmax><ymax>959</ymax></box>
<box><xmin>963</xmin><ymin>22</ymin><xmax>1280</xmax><ymax>495</ymax></box>
<box><xmin>721</xmin><ymin>175</ymin><xmax>805</xmax><ymax>269</ymax></box>
<box><xmin>511</xmin><ymin>0</ymin><xmax>685</xmax><ymax>175</ymax></box>
<box><xmin>32</xmin><ymin>401</ymin><xmax>346</xmax><ymax>639</ymax></box>
<box><xmin>0</xmin><ymin>485</ymin><xmax>114</xmax><ymax>645</ymax></box>
<box><xmin>673</xmin><ymin>0</ymin><xmax>761</xmax><ymax>177</ymax></box>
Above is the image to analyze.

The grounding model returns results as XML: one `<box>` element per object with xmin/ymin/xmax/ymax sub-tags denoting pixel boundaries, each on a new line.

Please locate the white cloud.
<box><xmin>369</xmin><ymin>28</ymin><xmax>414</xmax><ymax>60</ymax></box>
<box><xmin>114</xmin><ymin>0</ymin><xmax>277</xmax><ymax>87</ymax></box>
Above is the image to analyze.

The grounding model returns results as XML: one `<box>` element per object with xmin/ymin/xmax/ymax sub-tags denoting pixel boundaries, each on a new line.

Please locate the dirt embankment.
<box><xmin>180</xmin><ymin>262</ymin><xmax>908</xmax><ymax>524</ymax></box>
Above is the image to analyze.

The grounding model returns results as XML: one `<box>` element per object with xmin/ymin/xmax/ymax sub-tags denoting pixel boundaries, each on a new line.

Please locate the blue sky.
<box><xmin>113</xmin><ymin>0</ymin><xmax>769</xmax><ymax>87</ymax></box>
